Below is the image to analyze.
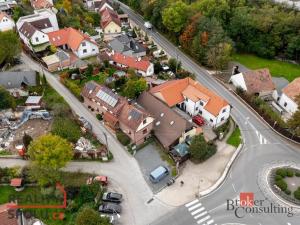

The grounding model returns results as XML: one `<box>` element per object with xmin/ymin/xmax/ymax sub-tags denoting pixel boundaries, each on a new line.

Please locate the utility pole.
<box><xmin>103</xmin><ymin>132</ymin><xmax>110</xmax><ymax>158</ymax></box>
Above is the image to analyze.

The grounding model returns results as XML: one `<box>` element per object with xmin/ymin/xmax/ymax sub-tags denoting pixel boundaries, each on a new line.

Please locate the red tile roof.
<box><xmin>48</xmin><ymin>27</ymin><xmax>97</xmax><ymax>51</ymax></box>
<box><xmin>150</xmin><ymin>78</ymin><xmax>229</xmax><ymax>116</ymax></box>
<box><xmin>282</xmin><ymin>77</ymin><xmax>300</xmax><ymax>101</ymax></box>
<box><xmin>111</xmin><ymin>52</ymin><xmax>151</xmax><ymax>72</ymax></box>
<box><xmin>10</xmin><ymin>178</ymin><xmax>22</xmax><ymax>187</ymax></box>
<box><xmin>30</xmin><ymin>0</ymin><xmax>52</xmax><ymax>10</ymax></box>
<box><xmin>242</xmin><ymin>68</ymin><xmax>275</xmax><ymax>94</ymax></box>
<box><xmin>0</xmin><ymin>204</ymin><xmax>18</xmax><ymax>225</ymax></box>
<box><xmin>100</xmin><ymin>7</ymin><xmax>121</xmax><ymax>29</ymax></box>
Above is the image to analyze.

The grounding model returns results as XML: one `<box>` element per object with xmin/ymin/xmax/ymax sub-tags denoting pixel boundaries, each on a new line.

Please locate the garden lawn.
<box><xmin>232</xmin><ymin>54</ymin><xmax>300</xmax><ymax>82</ymax></box>
<box><xmin>227</xmin><ymin>126</ymin><xmax>241</xmax><ymax>148</ymax></box>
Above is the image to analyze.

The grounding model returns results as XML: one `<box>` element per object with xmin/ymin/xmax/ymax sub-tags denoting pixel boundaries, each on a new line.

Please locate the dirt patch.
<box><xmin>9</xmin><ymin>119</ymin><xmax>52</xmax><ymax>153</ymax></box>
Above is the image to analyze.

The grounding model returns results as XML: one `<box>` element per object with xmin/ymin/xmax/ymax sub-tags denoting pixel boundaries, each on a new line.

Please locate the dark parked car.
<box><xmin>102</xmin><ymin>192</ymin><xmax>123</xmax><ymax>203</ymax></box>
<box><xmin>99</xmin><ymin>202</ymin><xmax>122</xmax><ymax>214</ymax></box>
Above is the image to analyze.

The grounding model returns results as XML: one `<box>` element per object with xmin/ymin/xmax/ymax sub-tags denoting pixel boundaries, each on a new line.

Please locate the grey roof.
<box><xmin>0</xmin><ymin>71</ymin><xmax>37</xmax><ymax>89</ymax></box>
<box><xmin>29</xmin><ymin>18</ymin><xmax>52</xmax><ymax>30</ymax></box>
<box><xmin>109</xmin><ymin>34</ymin><xmax>146</xmax><ymax>55</ymax></box>
<box><xmin>137</xmin><ymin>92</ymin><xmax>193</xmax><ymax>149</ymax></box>
<box><xmin>19</xmin><ymin>22</ymin><xmax>37</xmax><ymax>38</ymax></box>
<box><xmin>56</xmin><ymin>50</ymin><xmax>69</xmax><ymax>61</ymax></box>
<box><xmin>272</xmin><ymin>77</ymin><xmax>289</xmax><ymax>95</ymax></box>
<box><xmin>85</xmin><ymin>80</ymin><xmax>97</xmax><ymax>93</ymax></box>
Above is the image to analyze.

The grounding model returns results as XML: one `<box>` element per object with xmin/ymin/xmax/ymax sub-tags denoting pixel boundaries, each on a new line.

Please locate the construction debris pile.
<box><xmin>75</xmin><ymin>137</ymin><xmax>97</xmax><ymax>152</ymax></box>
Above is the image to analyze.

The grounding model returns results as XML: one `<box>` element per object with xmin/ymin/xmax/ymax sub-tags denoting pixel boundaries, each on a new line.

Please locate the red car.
<box><xmin>192</xmin><ymin>115</ymin><xmax>205</xmax><ymax>126</ymax></box>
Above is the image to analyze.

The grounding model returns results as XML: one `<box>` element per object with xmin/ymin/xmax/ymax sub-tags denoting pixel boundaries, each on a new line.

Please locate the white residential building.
<box><xmin>0</xmin><ymin>12</ymin><xmax>14</xmax><ymax>31</ymax></box>
<box><xmin>278</xmin><ymin>77</ymin><xmax>300</xmax><ymax>116</ymax></box>
<box><xmin>150</xmin><ymin>78</ymin><xmax>231</xmax><ymax>127</ymax></box>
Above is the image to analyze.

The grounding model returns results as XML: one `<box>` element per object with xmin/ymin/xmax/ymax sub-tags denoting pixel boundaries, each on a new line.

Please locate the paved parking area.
<box><xmin>135</xmin><ymin>143</ymin><xmax>172</xmax><ymax>193</ymax></box>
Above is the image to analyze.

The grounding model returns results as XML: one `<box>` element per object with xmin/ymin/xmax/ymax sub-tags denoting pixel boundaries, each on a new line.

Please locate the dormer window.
<box><xmin>82</xmin><ymin>42</ymin><xmax>86</xmax><ymax>47</ymax></box>
<box><xmin>200</xmin><ymin>101</ymin><xmax>204</xmax><ymax>106</ymax></box>
<box><xmin>143</xmin><ymin>119</ymin><xmax>147</xmax><ymax>124</ymax></box>
<box><xmin>170</xmin><ymin>121</ymin><xmax>174</xmax><ymax>125</ymax></box>
<box><xmin>160</xmin><ymin>113</ymin><xmax>164</xmax><ymax>117</ymax></box>
<box><xmin>156</xmin><ymin>121</ymin><xmax>160</xmax><ymax>126</ymax></box>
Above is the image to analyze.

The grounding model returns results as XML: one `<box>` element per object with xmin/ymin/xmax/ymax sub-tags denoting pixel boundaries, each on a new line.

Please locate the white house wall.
<box><xmin>0</xmin><ymin>16</ymin><xmax>15</xmax><ymax>31</ymax></box>
<box><xmin>230</xmin><ymin>73</ymin><xmax>247</xmax><ymax>91</ymax></box>
<box><xmin>31</xmin><ymin>30</ymin><xmax>49</xmax><ymax>45</ymax></box>
<box><xmin>278</xmin><ymin>93</ymin><xmax>298</xmax><ymax>115</ymax></box>
<box><xmin>76</xmin><ymin>41</ymin><xmax>99</xmax><ymax>58</ymax></box>
<box><xmin>136</xmin><ymin>116</ymin><xmax>154</xmax><ymax>132</ymax></box>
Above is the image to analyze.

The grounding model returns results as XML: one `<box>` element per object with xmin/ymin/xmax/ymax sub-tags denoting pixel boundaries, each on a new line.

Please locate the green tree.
<box><xmin>12</xmin><ymin>6</ymin><xmax>25</xmax><ymax>22</ymax></box>
<box><xmin>76</xmin><ymin>207</ymin><xmax>110</xmax><ymax>225</ymax></box>
<box><xmin>206</xmin><ymin>42</ymin><xmax>232</xmax><ymax>70</ymax></box>
<box><xmin>123</xmin><ymin>78</ymin><xmax>147</xmax><ymax>98</ymax></box>
<box><xmin>22</xmin><ymin>133</ymin><xmax>33</xmax><ymax>150</ymax></box>
<box><xmin>189</xmin><ymin>135</ymin><xmax>217</xmax><ymax>162</ymax></box>
<box><xmin>0</xmin><ymin>86</ymin><xmax>16</xmax><ymax>109</ymax></box>
<box><xmin>0</xmin><ymin>31</ymin><xmax>21</xmax><ymax>65</ymax></box>
<box><xmin>168</xmin><ymin>58</ymin><xmax>181</xmax><ymax>73</ymax></box>
<box><xmin>162</xmin><ymin>1</ymin><xmax>188</xmax><ymax>33</ymax></box>
<box><xmin>287</xmin><ymin>96</ymin><xmax>300</xmax><ymax>137</ymax></box>
<box><xmin>28</xmin><ymin>134</ymin><xmax>73</xmax><ymax>186</ymax></box>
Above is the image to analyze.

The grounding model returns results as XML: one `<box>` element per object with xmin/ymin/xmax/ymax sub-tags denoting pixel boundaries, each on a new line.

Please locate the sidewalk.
<box><xmin>155</xmin><ymin>141</ymin><xmax>235</xmax><ymax>206</ymax></box>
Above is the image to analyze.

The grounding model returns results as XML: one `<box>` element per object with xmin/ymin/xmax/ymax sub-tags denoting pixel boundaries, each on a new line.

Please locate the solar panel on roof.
<box><xmin>129</xmin><ymin>109</ymin><xmax>141</xmax><ymax>120</ymax></box>
<box><xmin>96</xmin><ymin>89</ymin><xmax>118</xmax><ymax>107</ymax></box>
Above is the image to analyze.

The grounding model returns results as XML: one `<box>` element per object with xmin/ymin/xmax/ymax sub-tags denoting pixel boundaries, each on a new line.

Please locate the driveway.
<box><xmin>135</xmin><ymin>143</ymin><xmax>172</xmax><ymax>193</ymax></box>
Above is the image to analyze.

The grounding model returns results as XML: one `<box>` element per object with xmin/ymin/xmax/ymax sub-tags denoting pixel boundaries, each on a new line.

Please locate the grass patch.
<box><xmin>226</xmin><ymin>126</ymin><xmax>241</xmax><ymax>147</ymax></box>
<box><xmin>232</xmin><ymin>53</ymin><xmax>300</xmax><ymax>82</ymax></box>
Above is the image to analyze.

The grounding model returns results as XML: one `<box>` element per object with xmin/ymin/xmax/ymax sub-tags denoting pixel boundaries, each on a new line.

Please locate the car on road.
<box><xmin>192</xmin><ymin>115</ymin><xmax>205</xmax><ymax>126</ymax></box>
<box><xmin>149</xmin><ymin>166</ymin><xmax>169</xmax><ymax>183</ymax></box>
<box><xmin>102</xmin><ymin>192</ymin><xmax>123</xmax><ymax>203</ymax></box>
<box><xmin>144</xmin><ymin>21</ymin><xmax>153</xmax><ymax>29</ymax></box>
<box><xmin>99</xmin><ymin>202</ymin><xmax>122</xmax><ymax>214</ymax></box>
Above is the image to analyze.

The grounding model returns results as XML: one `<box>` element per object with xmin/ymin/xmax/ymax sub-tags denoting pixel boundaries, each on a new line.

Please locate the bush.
<box><xmin>287</xmin><ymin>169</ymin><xmax>294</xmax><ymax>177</ymax></box>
<box><xmin>116</xmin><ymin>130</ymin><xmax>131</xmax><ymax>146</ymax></box>
<box><xmin>51</xmin><ymin>117</ymin><xmax>81</xmax><ymax>143</ymax></box>
<box><xmin>96</xmin><ymin>114</ymin><xmax>102</xmax><ymax>121</ymax></box>
<box><xmin>275</xmin><ymin>175</ymin><xmax>283</xmax><ymax>181</ymax></box>
<box><xmin>294</xmin><ymin>189</ymin><xmax>300</xmax><ymax>200</ymax></box>
<box><xmin>285</xmin><ymin>189</ymin><xmax>291</xmax><ymax>195</ymax></box>
<box><xmin>296</xmin><ymin>172</ymin><xmax>300</xmax><ymax>177</ymax></box>
<box><xmin>275</xmin><ymin>179</ymin><xmax>287</xmax><ymax>191</ymax></box>
<box><xmin>63</xmin><ymin>79</ymin><xmax>82</xmax><ymax>99</ymax></box>
<box><xmin>276</xmin><ymin>168</ymin><xmax>288</xmax><ymax>178</ymax></box>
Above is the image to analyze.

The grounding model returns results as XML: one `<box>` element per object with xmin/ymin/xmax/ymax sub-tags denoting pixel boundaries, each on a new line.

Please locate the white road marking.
<box><xmin>185</xmin><ymin>199</ymin><xmax>199</xmax><ymax>207</ymax></box>
<box><xmin>188</xmin><ymin>203</ymin><xmax>202</xmax><ymax>211</ymax></box>
<box><xmin>207</xmin><ymin>220</ymin><xmax>214</xmax><ymax>225</ymax></box>
<box><xmin>232</xmin><ymin>183</ymin><xmax>236</xmax><ymax>192</ymax></box>
<box><xmin>191</xmin><ymin>207</ymin><xmax>205</xmax><ymax>216</ymax></box>
<box><xmin>287</xmin><ymin>223</ymin><xmax>291</xmax><ymax>225</ymax></box>
<box><xmin>197</xmin><ymin>215</ymin><xmax>211</xmax><ymax>224</ymax></box>
<box><xmin>194</xmin><ymin>211</ymin><xmax>207</xmax><ymax>219</ymax></box>
<box><xmin>259</xmin><ymin>134</ymin><xmax>263</xmax><ymax>144</ymax></box>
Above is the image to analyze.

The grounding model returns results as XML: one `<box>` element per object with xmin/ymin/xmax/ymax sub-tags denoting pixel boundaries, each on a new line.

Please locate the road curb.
<box><xmin>0</xmin><ymin>155</ymin><xmax>22</xmax><ymax>159</ymax></box>
<box><xmin>199</xmin><ymin>143</ymin><xmax>243</xmax><ymax>197</ymax></box>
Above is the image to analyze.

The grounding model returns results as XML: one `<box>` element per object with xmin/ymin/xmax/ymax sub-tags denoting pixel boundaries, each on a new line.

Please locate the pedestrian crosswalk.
<box><xmin>185</xmin><ymin>199</ymin><xmax>216</xmax><ymax>225</ymax></box>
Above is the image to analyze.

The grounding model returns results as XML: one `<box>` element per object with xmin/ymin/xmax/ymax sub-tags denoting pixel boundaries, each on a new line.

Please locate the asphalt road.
<box><xmin>0</xmin><ymin>53</ymin><xmax>173</xmax><ymax>225</ymax></box>
<box><xmin>117</xmin><ymin>2</ymin><xmax>300</xmax><ymax>225</ymax></box>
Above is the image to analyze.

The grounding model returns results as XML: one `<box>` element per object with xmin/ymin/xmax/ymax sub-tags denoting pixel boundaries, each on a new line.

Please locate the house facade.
<box><xmin>18</xmin><ymin>22</ymin><xmax>50</xmax><ymax>52</ymax></box>
<box><xmin>278</xmin><ymin>77</ymin><xmax>300</xmax><ymax>115</ymax></box>
<box><xmin>109</xmin><ymin>52</ymin><xmax>154</xmax><ymax>77</ymax></box>
<box><xmin>150</xmin><ymin>78</ymin><xmax>231</xmax><ymax>127</ymax></box>
<box><xmin>230</xmin><ymin>68</ymin><xmax>275</xmax><ymax>98</ymax></box>
<box><xmin>100</xmin><ymin>7</ymin><xmax>121</xmax><ymax>40</ymax></box>
<box><xmin>48</xmin><ymin>27</ymin><xmax>99</xmax><ymax>59</ymax></box>
<box><xmin>0</xmin><ymin>12</ymin><xmax>15</xmax><ymax>31</ymax></box>
<box><xmin>81</xmin><ymin>81</ymin><xmax>154</xmax><ymax>145</ymax></box>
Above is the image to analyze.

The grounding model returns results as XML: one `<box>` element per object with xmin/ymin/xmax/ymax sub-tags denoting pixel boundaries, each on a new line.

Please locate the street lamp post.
<box><xmin>175</xmin><ymin>45</ymin><xmax>181</xmax><ymax>74</ymax></box>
